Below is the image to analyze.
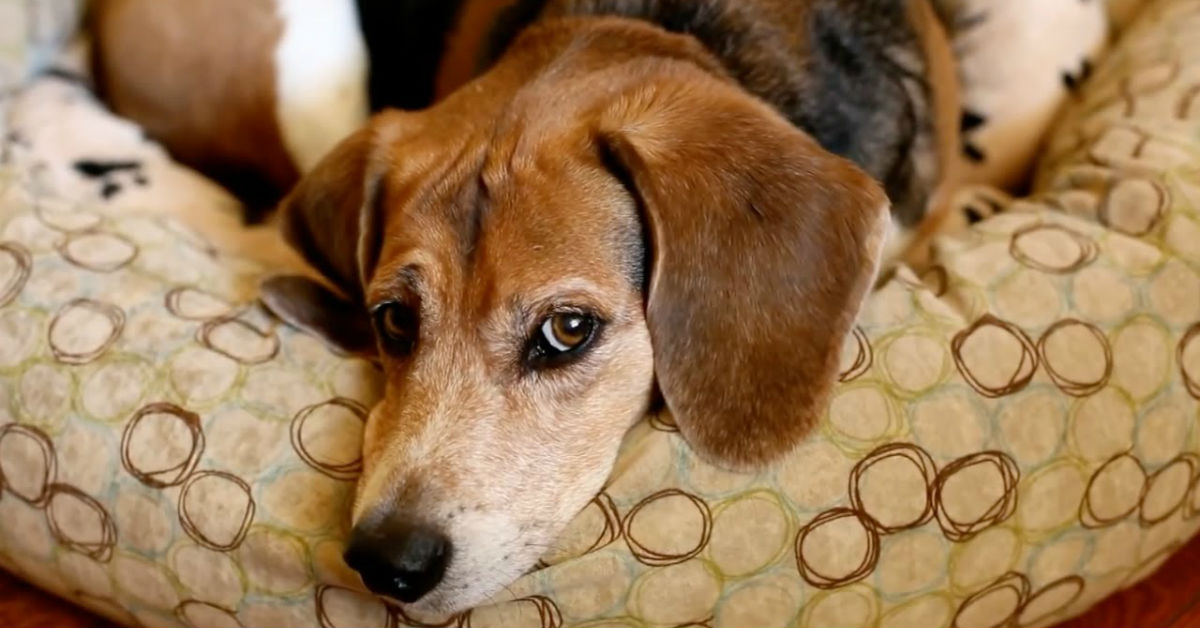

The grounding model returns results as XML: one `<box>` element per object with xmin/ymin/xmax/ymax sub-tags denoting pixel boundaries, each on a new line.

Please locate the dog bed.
<box><xmin>2</xmin><ymin>0</ymin><xmax>1200</xmax><ymax>626</ymax></box>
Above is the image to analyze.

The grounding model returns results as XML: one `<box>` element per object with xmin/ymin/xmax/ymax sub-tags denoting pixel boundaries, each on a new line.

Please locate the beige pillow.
<box><xmin>934</xmin><ymin>0</ymin><xmax>1109</xmax><ymax>191</ymax></box>
<box><xmin>0</xmin><ymin>0</ymin><xmax>1197</xmax><ymax>626</ymax></box>
<box><xmin>0</xmin><ymin>0</ymin><xmax>83</xmax><ymax>91</ymax></box>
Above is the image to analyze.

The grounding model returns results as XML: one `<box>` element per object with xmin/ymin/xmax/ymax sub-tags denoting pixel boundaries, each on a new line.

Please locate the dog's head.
<box><xmin>262</xmin><ymin>18</ymin><xmax>889</xmax><ymax>614</ymax></box>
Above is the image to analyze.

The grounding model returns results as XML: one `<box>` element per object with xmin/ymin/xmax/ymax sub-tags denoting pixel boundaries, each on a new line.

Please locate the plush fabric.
<box><xmin>0</xmin><ymin>0</ymin><xmax>83</xmax><ymax>92</ymax></box>
<box><xmin>934</xmin><ymin>0</ymin><xmax>1110</xmax><ymax>191</ymax></box>
<box><xmin>2</xmin><ymin>0</ymin><xmax>1200</xmax><ymax>627</ymax></box>
<box><xmin>1109</xmin><ymin>0</ymin><xmax>1153</xmax><ymax>29</ymax></box>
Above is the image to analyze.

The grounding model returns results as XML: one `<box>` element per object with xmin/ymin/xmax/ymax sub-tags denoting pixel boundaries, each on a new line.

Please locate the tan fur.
<box><xmin>271</xmin><ymin>16</ymin><xmax>891</xmax><ymax>611</ymax></box>
<box><xmin>435</xmin><ymin>0</ymin><xmax>522</xmax><ymax>99</ymax></box>
<box><xmin>894</xmin><ymin>0</ymin><xmax>967</xmax><ymax>266</ymax></box>
<box><xmin>91</xmin><ymin>0</ymin><xmax>299</xmax><ymax>199</ymax></box>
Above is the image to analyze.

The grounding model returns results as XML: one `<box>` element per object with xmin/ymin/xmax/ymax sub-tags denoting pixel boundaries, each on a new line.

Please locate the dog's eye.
<box><xmin>371</xmin><ymin>302</ymin><xmax>418</xmax><ymax>355</ymax></box>
<box><xmin>528</xmin><ymin>311</ymin><xmax>599</xmax><ymax>367</ymax></box>
<box><xmin>544</xmin><ymin>313</ymin><xmax>593</xmax><ymax>351</ymax></box>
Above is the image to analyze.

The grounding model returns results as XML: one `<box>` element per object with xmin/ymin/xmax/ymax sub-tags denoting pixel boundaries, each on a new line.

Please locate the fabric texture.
<box><xmin>2</xmin><ymin>0</ymin><xmax>1200</xmax><ymax>626</ymax></box>
<box><xmin>1109</xmin><ymin>0</ymin><xmax>1153</xmax><ymax>29</ymax></box>
<box><xmin>0</xmin><ymin>0</ymin><xmax>83</xmax><ymax>92</ymax></box>
<box><xmin>934</xmin><ymin>0</ymin><xmax>1110</xmax><ymax>191</ymax></box>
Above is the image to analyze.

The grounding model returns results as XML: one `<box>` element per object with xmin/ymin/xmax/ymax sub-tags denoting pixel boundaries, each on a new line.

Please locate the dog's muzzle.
<box><xmin>343</xmin><ymin>519</ymin><xmax>452</xmax><ymax>604</ymax></box>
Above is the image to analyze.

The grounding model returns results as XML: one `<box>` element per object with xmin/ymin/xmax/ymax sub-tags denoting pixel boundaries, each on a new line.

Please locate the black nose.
<box><xmin>343</xmin><ymin>521</ymin><xmax>451</xmax><ymax>604</ymax></box>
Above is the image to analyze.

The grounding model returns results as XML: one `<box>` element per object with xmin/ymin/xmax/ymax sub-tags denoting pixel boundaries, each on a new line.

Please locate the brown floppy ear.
<box><xmin>260</xmin><ymin>118</ymin><xmax>389</xmax><ymax>356</ymax></box>
<box><xmin>597</xmin><ymin>72</ymin><xmax>890</xmax><ymax>469</ymax></box>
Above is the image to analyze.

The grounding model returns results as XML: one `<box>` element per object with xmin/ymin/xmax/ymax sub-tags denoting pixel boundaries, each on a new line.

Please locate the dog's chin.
<box><xmin>396</xmin><ymin>546</ymin><xmax>547</xmax><ymax>617</ymax></box>
<box><xmin>396</xmin><ymin>588</ymin><xmax>482</xmax><ymax>619</ymax></box>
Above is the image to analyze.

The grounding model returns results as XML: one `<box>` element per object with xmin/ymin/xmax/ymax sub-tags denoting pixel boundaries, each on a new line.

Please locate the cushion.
<box><xmin>1109</xmin><ymin>0</ymin><xmax>1154</xmax><ymax>29</ymax></box>
<box><xmin>934</xmin><ymin>0</ymin><xmax>1109</xmax><ymax>191</ymax></box>
<box><xmin>0</xmin><ymin>0</ymin><xmax>83</xmax><ymax>92</ymax></box>
<box><xmin>2</xmin><ymin>1</ymin><xmax>1200</xmax><ymax>627</ymax></box>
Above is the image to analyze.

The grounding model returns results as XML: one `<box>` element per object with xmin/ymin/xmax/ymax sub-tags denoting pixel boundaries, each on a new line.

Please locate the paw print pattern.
<box><xmin>1062</xmin><ymin>58</ymin><xmax>1095</xmax><ymax>91</ymax></box>
<box><xmin>961</xmin><ymin>109</ymin><xmax>989</xmax><ymax>164</ymax></box>
<box><xmin>72</xmin><ymin>159</ymin><xmax>149</xmax><ymax>200</ymax></box>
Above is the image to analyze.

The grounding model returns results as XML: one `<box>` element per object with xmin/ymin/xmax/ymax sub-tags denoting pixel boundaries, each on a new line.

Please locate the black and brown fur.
<box><xmin>467</xmin><ymin>0</ymin><xmax>960</xmax><ymax>225</ymax></box>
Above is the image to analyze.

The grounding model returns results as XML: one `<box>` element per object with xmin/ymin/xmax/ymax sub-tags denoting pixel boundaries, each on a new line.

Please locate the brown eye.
<box><xmin>528</xmin><ymin>311</ymin><xmax>599</xmax><ymax>367</ymax></box>
<box><xmin>371</xmin><ymin>302</ymin><xmax>417</xmax><ymax>355</ymax></box>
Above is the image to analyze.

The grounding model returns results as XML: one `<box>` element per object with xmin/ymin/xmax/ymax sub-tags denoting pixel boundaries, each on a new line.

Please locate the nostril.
<box><xmin>395</xmin><ymin>527</ymin><xmax>449</xmax><ymax>574</ymax></box>
<box><xmin>344</xmin><ymin>522</ymin><xmax>451</xmax><ymax>604</ymax></box>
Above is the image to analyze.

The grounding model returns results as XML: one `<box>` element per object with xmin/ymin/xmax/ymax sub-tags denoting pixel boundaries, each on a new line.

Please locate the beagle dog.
<box><xmin>92</xmin><ymin>0</ymin><xmax>962</xmax><ymax>613</ymax></box>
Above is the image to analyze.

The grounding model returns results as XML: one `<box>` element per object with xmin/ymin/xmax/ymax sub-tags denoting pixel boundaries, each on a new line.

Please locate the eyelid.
<box><xmin>528</xmin><ymin>293</ymin><xmax>610</xmax><ymax>324</ymax></box>
<box><xmin>368</xmin><ymin>286</ymin><xmax>421</xmax><ymax>317</ymax></box>
<box><xmin>365</xmin><ymin>264</ymin><xmax>423</xmax><ymax>310</ymax></box>
<box><xmin>524</xmin><ymin>305</ymin><xmax>604</xmax><ymax>342</ymax></box>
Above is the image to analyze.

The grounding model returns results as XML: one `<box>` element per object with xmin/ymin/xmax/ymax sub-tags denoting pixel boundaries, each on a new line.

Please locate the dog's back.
<box><xmin>91</xmin><ymin>0</ymin><xmax>959</xmax><ymax>230</ymax></box>
<box><xmin>479</xmin><ymin>0</ymin><xmax>957</xmax><ymax>225</ymax></box>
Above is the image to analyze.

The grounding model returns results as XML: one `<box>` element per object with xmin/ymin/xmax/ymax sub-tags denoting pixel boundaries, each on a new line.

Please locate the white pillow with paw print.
<box><xmin>936</xmin><ymin>0</ymin><xmax>1109</xmax><ymax>191</ymax></box>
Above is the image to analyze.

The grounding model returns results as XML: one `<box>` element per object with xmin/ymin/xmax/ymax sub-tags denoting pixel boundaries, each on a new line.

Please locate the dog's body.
<box><xmin>92</xmin><ymin>0</ymin><xmax>963</xmax><ymax>613</ymax></box>
<box><xmin>91</xmin><ymin>0</ymin><xmax>960</xmax><ymax>235</ymax></box>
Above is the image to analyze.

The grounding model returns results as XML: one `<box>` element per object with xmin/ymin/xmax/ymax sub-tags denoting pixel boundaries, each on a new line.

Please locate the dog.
<box><xmin>91</xmin><ymin>0</ymin><xmax>963</xmax><ymax>613</ymax></box>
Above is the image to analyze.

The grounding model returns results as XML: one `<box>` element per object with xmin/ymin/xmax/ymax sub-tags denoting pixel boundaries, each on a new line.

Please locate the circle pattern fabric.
<box><xmin>2</xmin><ymin>0</ymin><xmax>1200</xmax><ymax>626</ymax></box>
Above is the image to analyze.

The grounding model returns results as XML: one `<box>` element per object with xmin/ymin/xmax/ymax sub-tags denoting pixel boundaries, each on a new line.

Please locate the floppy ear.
<box><xmin>260</xmin><ymin>121</ymin><xmax>385</xmax><ymax>356</ymax></box>
<box><xmin>597</xmin><ymin>73</ymin><xmax>891</xmax><ymax>469</ymax></box>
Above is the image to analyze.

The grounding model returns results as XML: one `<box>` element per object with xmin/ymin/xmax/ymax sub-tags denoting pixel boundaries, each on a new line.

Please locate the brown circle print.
<box><xmin>952</xmin><ymin>571</ymin><xmax>1031</xmax><ymax>628</ymax></box>
<box><xmin>1016</xmin><ymin>575</ymin><xmax>1085</xmax><ymax>627</ymax></box>
<box><xmin>550</xmin><ymin>491</ymin><xmax>623</xmax><ymax>564</ymax></box>
<box><xmin>795</xmin><ymin>508</ymin><xmax>881</xmax><ymax>589</ymax></box>
<box><xmin>45</xmin><ymin>483</ymin><xmax>117</xmax><ymax>562</ymax></box>
<box><xmin>952</xmin><ymin>315</ymin><xmax>1040</xmax><ymax>398</ymax></box>
<box><xmin>839</xmin><ymin>327</ymin><xmax>874</xmax><ymax>383</ymax></box>
<box><xmin>1099</xmin><ymin>178</ymin><xmax>1168</xmax><ymax>237</ymax></box>
<box><xmin>1139</xmin><ymin>454</ymin><xmax>1196</xmax><ymax>527</ymax></box>
<box><xmin>121</xmin><ymin>402</ymin><xmax>205</xmax><ymax>488</ymax></box>
<box><xmin>177</xmin><ymin>470</ymin><xmax>255</xmax><ymax>551</ymax></box>
<box><xmin>623</xmin><ymin>489</ymin><xmax>713</xmax><ymax>567</ymax></box>
<box><xmin>56</xmin><ymin>230</ymin><xmax>138</xmax><ymax>272</ymax></box>
<box><xmin>848</xmin><ymin>442</ymin><xmax>937</xmax><ymax>534</ymax></box>
<box><xmin>1080</xmin><ymin>452</ymin><xmax>1148</xmax><ymax>529</ymax></box>
<box><xmin>1185</xmin><ymin>461</ymin><xmax>1200</xmax><ymax>521</ymax></box>
<box><xmin>290</xmin><ymin>398</ymin><xmax>368</xmax><ymax>481</ymax></box>
<box><xmin>48</xmin><ymin>298</ymin><xmax>126</xmax><ymax>365</ymax></box>
<box><xmin>1037</xmin><ymin>320</ymin><xmax>1113</xmax><ymax>397</ymax></box>
<box><xmin>197</xmin><ymin>316</ymin><xmax>280</xmax><ymax>365</ymax></box>
<box><xmin>0</xmin><ymin>241</ymin><xmax>32</xmax><ymax>308</ymax></box>
<box><xmin>1010</xmin><ymin>223</ymin><xmax>1100</xmax><ymax>274</ymax></box>
<box><xmin>1179</xmin><ymin>323</ymin><xmax>1200</xmax><ymax>400</ymax></box>
<box><xmin>932</xmin><ymin>451</ymin><xmax>1020</xmax><ymax>542</ymax></box>
<box><xmin>0</xmin><ymin>423</ymin><xmax>58</xmax><ymax>507</ymax></box>
<box><xmin>165</xmin><ymin>287</ymin><xmax>237</xmax><ymax>321</ymax></box>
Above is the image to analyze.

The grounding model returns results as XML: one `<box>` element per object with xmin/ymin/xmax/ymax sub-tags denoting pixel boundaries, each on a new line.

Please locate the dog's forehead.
<box><xmin>374</xmin><ymin>135</ymin><xmax>641</xmax><ymax>304</ymax></box>
<box><xmin>487</xmin><ymin>162</ymin><xmax>634</xmax><ymax>259</ymax></box>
